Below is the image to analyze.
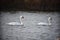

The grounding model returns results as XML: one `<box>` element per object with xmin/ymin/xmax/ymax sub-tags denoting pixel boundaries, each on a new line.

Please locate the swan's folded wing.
<box><xmin>6</xmin><ymin>22</ymin><xmax>24</xmax><ymax>25</ymax></box>
<box><xmin>37</xmin><ymin>22</ymin><xmax>49</xmax><ymax>26</ymax></box>
<box><xmin>6</xmin><ymin>22</ymin><xmax>20</xmax><ymax>25</ymax></box>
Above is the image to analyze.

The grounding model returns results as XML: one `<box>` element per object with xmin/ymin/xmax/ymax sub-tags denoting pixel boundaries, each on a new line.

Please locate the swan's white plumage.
<box><xmin>38</xmin><ymin>22</ymin><xmax>51</xmax><ymax>26</ymax></box>
<box><xmin>6</xmin><ymin>22</ymin><xmax>20</xmax><ymax>25</ymax></box>
<box><xmin>6</xmin><ymin>16</ymin><xmax>24</xmax><ymax>26</ymax></box>
<box><xmin>37</xmin><ymin>17</ymin><xmax>52</xmax><ymax>26</ymax></box>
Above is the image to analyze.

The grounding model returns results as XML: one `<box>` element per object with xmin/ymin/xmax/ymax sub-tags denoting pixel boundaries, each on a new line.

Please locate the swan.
<box><xmin>37</xmin><ymin>17</ymin><xmax>52</xmax><ymax>26</ymax></box>
<box><xmin>6</xmin><ymin>16</ymin><xmax>24</xmax><ymax>25</ymax></box>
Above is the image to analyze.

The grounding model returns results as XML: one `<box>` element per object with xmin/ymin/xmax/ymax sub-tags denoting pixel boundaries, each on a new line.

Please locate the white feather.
<box><xmin>6</xmin><ymin>16</ymin><xmax>24</xmax><ymax>26</ymax></box>
<box><xmin>37</xmin><ymin>17</ymin><xmax>52</xmax><ymax>26</ymax></box>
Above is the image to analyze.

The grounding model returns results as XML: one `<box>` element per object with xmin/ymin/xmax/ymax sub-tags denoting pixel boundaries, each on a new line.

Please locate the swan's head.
<box><xmin>48</xmin><ymin>17</ymin><xmax>52</xmax><ymax>21</ymax></box>
<box><xmin>20</xmin><ymin>16</ymin><xmax>24</xmax><ymax>19</ymax></box>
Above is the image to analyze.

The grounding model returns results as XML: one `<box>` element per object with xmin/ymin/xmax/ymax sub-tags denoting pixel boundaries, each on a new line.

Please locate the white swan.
<box><xmin>6</xmin><ymin>16</ymin><xmax>24</xmax><ymax>25</ymax></box>
<box><xmin>37</xmin><ymin>17</ymin><xmax>52</xmax><ymax>26</ymax></box>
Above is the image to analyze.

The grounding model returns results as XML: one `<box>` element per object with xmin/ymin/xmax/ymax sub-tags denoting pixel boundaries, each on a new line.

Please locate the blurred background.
<box><xmin>1</xmin><ymin>0</ymin><xmax>60</xmax><ymax>11</ymax></box>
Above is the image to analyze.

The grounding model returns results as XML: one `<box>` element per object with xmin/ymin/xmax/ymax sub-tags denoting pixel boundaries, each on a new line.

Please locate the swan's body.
<box><xmin>37</xmin><ymin>17</ymin><xmax>52</xmax><ymax>26</ymax></box>
<box><xmin>6</xmin><ymin>22</ymin><xmax>23</xmax><ymax>25</ymax></box>
<box><xmin>6</xmin><ymin>16</ymin><xmax>24</xmax><ymax>26</ymax></box>
<box><xmin>38</xmin><ymin>22</ymin><xmax>51</xmax><ymax>26</ymax></box>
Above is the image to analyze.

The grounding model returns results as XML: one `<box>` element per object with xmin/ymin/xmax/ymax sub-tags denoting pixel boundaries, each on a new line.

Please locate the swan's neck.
<box><xmin>20</xmin><ymin>18</ymin><xmax>23</xmax><ymax>24</ymax></box>
<box><xmin>48</xmin><ymin>19</ymin><xmax>51</xmax><ymax>25</ymax></box>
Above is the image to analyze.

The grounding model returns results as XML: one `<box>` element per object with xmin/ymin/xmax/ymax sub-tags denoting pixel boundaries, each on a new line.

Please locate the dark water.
<box><xmin>0</xmin><ymin>11</ymin><xmax>60</xmax><ymax>40</ymax></box>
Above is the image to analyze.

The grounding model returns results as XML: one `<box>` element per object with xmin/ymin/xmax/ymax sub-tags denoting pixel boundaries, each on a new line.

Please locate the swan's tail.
<box><xmin>5</xmin><ymin>23</ymin><xmax>14</xmax><ymax>25</ymax></box>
